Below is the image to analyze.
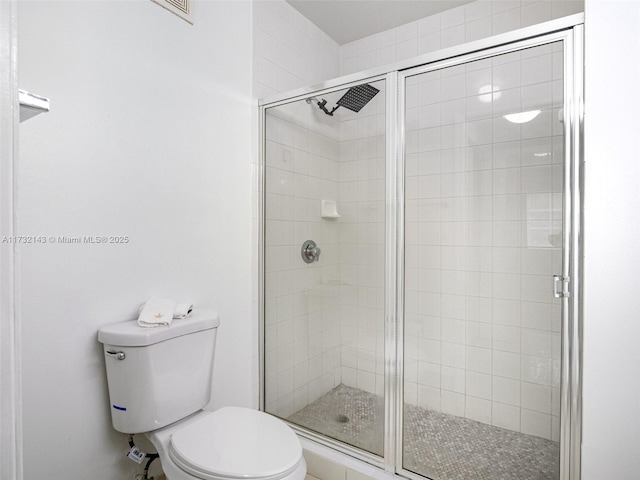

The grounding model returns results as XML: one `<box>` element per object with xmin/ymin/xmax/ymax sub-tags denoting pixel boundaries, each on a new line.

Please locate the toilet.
<box><xmin>98</xmin><ymin>309</ymin><xmax>306</xmax><ymax>480</ymax></box>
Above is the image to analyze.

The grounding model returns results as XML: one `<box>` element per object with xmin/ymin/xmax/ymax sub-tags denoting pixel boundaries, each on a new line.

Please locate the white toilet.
<box><xmin>98</xmin><ymin>309</ymin><xmax>306</xmax><ymax>480</ymax></box>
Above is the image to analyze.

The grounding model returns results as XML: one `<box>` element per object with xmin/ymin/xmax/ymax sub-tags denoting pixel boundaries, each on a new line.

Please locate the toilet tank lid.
<box><xmin>98</xmin><ymin>309</ymin><xmax>220</xmax><ymax>347</ymax></box>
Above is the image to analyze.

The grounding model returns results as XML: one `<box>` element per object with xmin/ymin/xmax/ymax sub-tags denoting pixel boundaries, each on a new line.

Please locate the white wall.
<box><xmin>17</xmin><ymin>1</ymin><xmax>252</xmax><ymax>479</ymax></box>
<box><xmin>0</xmin><ymin>1</ymin><xmax>21</xmax><ymax>479</ymax></box>
<box><xmin>582</xmin><ymin>0</ymin><xmax>640</xmax><ymax>478</ymax></box>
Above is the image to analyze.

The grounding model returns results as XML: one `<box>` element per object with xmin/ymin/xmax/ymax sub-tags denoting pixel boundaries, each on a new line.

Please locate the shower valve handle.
<box><xmin>301</xmin><ymin>240</ymin><xmax>321</xmax><ymax>263</ymax></box>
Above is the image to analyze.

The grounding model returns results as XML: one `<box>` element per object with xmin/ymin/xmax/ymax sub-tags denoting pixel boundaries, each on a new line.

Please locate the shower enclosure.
<box><xmin>259</xmin><ymin>16</ymin><xmax>583</xmax><ymax>480</ymax></box>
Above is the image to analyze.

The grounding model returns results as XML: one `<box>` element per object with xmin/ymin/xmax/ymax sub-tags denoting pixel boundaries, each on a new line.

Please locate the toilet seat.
<box><xmin>168</xmin><ymin>407</ymin><xmax>303</xmax><ymax>480</ymax></box>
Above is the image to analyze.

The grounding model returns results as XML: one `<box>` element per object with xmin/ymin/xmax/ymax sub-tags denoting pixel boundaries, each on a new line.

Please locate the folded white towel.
<box><xmin>138</xmin><ymin>297</ymin><xmax>177</xmax><ymax>328</ymax></box>
<box><xmin>173</xmin><ymin>303</ymin><xmax>193</xmax><ymax>319</ymax></box>
<box><xmin>138</xmin><ymin>301</ymin><xmax>193</xmax><ymax>321</ymax></box>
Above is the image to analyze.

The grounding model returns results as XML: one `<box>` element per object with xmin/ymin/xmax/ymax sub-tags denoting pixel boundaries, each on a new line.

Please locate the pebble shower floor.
<box><xmin>288</xmin><ymin>384</ymin><xmax>559</xmax><ymax>480</ymax></box>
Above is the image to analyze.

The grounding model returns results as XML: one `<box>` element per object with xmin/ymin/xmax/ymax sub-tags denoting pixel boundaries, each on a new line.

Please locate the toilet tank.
<box><xmin>98</xmin><ymin>309</ymin><xmax>220</xmax><ymax>434</ymax></box>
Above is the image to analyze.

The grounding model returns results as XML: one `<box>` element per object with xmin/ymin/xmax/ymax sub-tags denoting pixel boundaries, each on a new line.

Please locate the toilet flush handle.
<box><xmin>106</xmin><ymin>350</ymin><xmax>126</xmax><ymax>360</ymax></box>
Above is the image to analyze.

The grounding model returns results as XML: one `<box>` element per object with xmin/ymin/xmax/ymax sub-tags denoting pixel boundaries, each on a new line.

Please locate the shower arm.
<box><xmin>306</xmin><ymin>97</ymin><xmax>340</xmax><ymax>116</ymax></box>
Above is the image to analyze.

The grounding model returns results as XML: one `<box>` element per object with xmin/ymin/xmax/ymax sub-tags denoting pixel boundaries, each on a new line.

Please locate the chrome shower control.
<box><xmin>301</xmin><ymin>240</ymin><xmax>321</xmax><ymax>263</ymax></box>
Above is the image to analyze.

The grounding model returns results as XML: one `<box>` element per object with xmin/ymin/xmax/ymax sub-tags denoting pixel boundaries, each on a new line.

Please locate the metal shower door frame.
<box><xmin>258</xmin><ymin>72</ymin><xmax>391</xmax><ymax>470</ymax></box>
<box><xmin>258</xmin><ymin>13</ymin><xmax>584</xmax><ymax>480</ymax></box>
<box><xmin>392</xmin><ymin>25</ymin><xmax>584</xmax><ymax>480</ymax></box>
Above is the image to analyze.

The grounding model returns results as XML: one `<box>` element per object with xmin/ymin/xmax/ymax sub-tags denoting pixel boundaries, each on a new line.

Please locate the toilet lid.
<box><xmin>169</xmin><ymin>407</ymin><xmax>302</xmax><ymax>480</ymax></box>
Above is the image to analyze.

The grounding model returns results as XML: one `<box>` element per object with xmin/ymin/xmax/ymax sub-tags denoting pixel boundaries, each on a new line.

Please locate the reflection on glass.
<box><xmin>264</xmin><ymin>80</ymin><xmax>386</xmax><ymax>456</ymax></box>
<box><xmin>403</xmin><ymin>42</ymin><xmax>564</xmax><ymax>480</ymax></box>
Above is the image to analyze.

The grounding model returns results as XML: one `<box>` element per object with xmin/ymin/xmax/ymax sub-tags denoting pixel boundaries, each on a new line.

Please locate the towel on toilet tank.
<box><xmin>137</xmin><ymin>300</ymin><xmax>193</xmax><ymax>324</ymax></box>
<box><xmin>137</xmin><ymin>297</ymin><xmax>177</xmax><ymax>327</ymax></box>
<box><xmin>173</xmin><ymin>302</ymin><xmax>193</xmax><ymax>319</ymax></box>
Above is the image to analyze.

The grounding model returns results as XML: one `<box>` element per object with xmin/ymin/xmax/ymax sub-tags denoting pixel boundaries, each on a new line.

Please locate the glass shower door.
<box><xmin>263</xmin><ymin>79</ymin><xmax>387</xmax><ymax>456</ymax></box>
<box><xmin>402</xmin><ymin>41</ymin><xmax>565</xmax><ymax>480</ymax></box>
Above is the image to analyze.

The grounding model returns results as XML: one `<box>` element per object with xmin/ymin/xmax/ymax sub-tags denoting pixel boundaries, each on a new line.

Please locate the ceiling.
<box><xmin>286</xmin><ymin>0</ymin><xmax>475</xmax><ymax>45</ymax></box>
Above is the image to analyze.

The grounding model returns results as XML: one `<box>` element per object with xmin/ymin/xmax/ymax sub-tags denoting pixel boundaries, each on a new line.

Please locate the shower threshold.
<box><xmin>289</xmin><ymin>384</ymin><xmax>559</xmax><ymax>480</ymax></box>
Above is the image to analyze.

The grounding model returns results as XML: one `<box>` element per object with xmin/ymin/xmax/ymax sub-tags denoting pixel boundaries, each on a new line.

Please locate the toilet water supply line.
<box><xmin>127</xmin><ymin>435</ymin><xmax>159</xmax><ymax>480</ymax></box>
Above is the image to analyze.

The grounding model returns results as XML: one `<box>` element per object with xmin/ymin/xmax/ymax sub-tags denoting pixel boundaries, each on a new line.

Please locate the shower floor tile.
<box><xmin>288</xmin><ymin>384</ymin><xmax>560</xmax><ymax>480</ymax></box>
<box><xmin>289</xmin><ymin>383</ymin><xmax>384</xmax><ymax>455</ymax></box>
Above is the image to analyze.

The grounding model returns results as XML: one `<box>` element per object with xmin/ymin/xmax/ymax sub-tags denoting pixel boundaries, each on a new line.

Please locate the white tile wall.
<box><xmin>253</xmin><ymin>0</ymin><xmax>341</xmax><ymax>414</ymax></box>
<box><xmin>265</xmin><ymin>81</ymin><xmax>387</xmax><ymax>414</ymax></box>
<box><xmin>264</xmin><ymin>103</ymin><xmax>342</xmax><ymax>416</ymax></box>
<box><xmin>337</xmin><ymin>81</ymin><xmax>386</xmax><ymax>396</ymax></box>
<box><xmin>253</xmin><ymin>1</ymin><xmax>339</xmax><ymax>100</ymax></box>
<box><xmin>339</xmin><ymin>0</ymin><xmax>583</xmax><ymax>77</ymax></box>
<box><xmin>404</xmin><ymin>41</ymin><xmax>564</xmax><ymax>441</ymax></box>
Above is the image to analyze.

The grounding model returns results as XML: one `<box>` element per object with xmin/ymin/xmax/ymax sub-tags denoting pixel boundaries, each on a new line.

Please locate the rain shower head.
<box><xmin>336</xmin><ymin>84</ymin><xmax>379</xmax><ymax>113</ymax></box>
<box><xmin>307</xmin><ymin>84</ymin><xmax>379</xmax><ymax>116</ymax></box>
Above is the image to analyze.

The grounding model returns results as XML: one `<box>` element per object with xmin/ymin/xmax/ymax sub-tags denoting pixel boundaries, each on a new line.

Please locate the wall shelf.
<box><xmin>320</xmin><ymin>200</ymin><xmax>341</xmax><ymax>218</ymax></box>
<box><xmin>19</xmin><ymin>89</ymin><xmax>50</xmax><ymax>122</ymax></box>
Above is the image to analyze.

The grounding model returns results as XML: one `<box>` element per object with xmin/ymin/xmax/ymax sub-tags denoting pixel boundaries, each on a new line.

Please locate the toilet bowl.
<box><xmin>146</xmin><ymin>408</ymin><xmax>306</xmax><ymax>480</ymax></box>
<box><xmin>98</xmin><ymin>310</ymin><xmax>306</xmax><ymax>480</ymax></box>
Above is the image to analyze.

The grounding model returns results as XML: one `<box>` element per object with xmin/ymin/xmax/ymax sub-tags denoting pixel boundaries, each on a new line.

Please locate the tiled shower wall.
<box><xmin>264</xmin><ymin>104</ymin><xmax>343</xmax><ymax>417</ymax></box>
<box><xmin>332</xmin><ymin>0</ymin><xmax>579</xmax><ymax>442</ymax></box>
<box><xmin>403</xmin><ymin>42</ymin><xmax>564</xmax><ymax>441</ymax></box>
<box><xmin>253</xmin><ymin>1</ymin><xmax>340</xmax><ymax>100</ymax></box>
<box><xmin>337</xmin><ymin>83</ymin><xmax>387</xmax><ymax>397</ymax></box>
<box><xmin>253</xmin><ymin>1</ymin><xmax>340</xmax><ymax>407</ymax></box>
<box><xmin>339</xmin><ymin>0</ymin><xmax>583</xmax><ymax>76</ymax></box>
<box><xmin>264</xmin><ymin>82</ymin><xmax>388</xmax><ymax>414</ymax></box>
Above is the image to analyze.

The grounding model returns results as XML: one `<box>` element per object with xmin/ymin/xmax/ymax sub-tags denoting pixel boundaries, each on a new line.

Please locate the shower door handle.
<box><xmin>553</xmin><ymin>275</ymin><xmax>570</xmax><ymax>298</ymax></box>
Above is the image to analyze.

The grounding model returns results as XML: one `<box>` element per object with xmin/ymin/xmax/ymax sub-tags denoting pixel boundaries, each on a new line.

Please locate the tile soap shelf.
<box><xmin>321</xmin><ymin>200</ymin><xmax>341</xmax><ymax>219</ymax></box>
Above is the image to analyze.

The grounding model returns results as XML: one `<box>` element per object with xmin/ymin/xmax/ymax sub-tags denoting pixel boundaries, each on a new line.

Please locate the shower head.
<box><xmin>336</xmin><ymin>84</ymin><xmax>379</xmax><ymax>113</ymax></box>
<box><xmin>306</xmin><ymin>84</ymin><xmax>379</xmax><ymax>116</ymax></box>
